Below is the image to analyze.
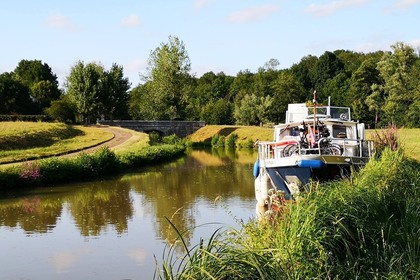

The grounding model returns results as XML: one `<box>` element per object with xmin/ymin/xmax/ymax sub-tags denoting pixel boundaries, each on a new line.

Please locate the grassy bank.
<box><xmin>156</xmin><ymin>148</ymin><xmax>420</xmax><ymax>279</ymax></box>
<box><xmin>0</xmin><ymin>121</ymin><xmax>185</xmax><ymax>188</ymax></box>
<box><xmin>0</xmin><ymin>122</ymin><xmax>114</xmax><ymax>164</ymax></box>
<box><xmin>188</xmin><ymin>125</ymin><xmax>420</xmax><ymax>161</ymax></box>
<box><xmin>0</xmin><ymin>144</ymin><xmax>186</xmax><ymax>189</ymax></box>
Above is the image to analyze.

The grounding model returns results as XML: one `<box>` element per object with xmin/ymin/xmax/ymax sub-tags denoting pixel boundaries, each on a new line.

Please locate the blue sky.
<box><xmin>1</xmin><ymin>0</ymin><xmax>419</xmax><ymax>88</ymax></box>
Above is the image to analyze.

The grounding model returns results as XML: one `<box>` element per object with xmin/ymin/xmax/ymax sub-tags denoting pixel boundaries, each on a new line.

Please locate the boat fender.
<box><xmin>260</xmin><ymin>173</ymin><xmax>270</xmax><ymax>203</ymax></box>
<box><xmin>255</xmin><ymin>177</ymin><xmax>265</xmax><ymax>206</ymax></box>
<box><xmin>253</xmin><ymin>160</ymin><xmax>260</xmax><ymax>177</ymax></box>
<box><xmin>297</xmin><ymin>159</ymin><xmax>325</xmax><ymax>169</ymax></box>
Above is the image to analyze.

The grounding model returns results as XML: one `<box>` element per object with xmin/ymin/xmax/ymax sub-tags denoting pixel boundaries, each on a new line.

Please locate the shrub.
<box><xmin>371</xmin><ymin>123</ymin><xmax>399</xmax><ymax>157</ymax></box>
<box><xmin>162</xmin><ymin>134</ymin><xmax>183</xmax><ymax>145</ymax></box>
<box><xmin>211</xmin><ymin>134</ymin><xmax>220</xmax><ymax>147</ymax></box>
<box><xmin>148</xmin><ymin>131</ymin><xmax>162</xmax><ymax>145</ymax></box>
<box><xmin>225</xmin><ymin>133</ymin><xmax>238</xmax><ymax>149</ymax></box>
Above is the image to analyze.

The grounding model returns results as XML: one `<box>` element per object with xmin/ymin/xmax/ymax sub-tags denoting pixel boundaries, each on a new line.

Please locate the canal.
<box><xmin>0</xmin><ymin>148</ymin><xmax>257</xmax><ymax>280</ymax></box>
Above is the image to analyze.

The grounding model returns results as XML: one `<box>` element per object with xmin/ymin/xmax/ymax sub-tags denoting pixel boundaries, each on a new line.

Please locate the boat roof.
<box><xmin>284</xmin><ymin>103</ymin><xmax>352</xmax><ymax>124</ymax></box>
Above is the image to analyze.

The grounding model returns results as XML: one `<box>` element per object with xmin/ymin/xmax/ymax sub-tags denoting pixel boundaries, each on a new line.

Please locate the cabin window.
<box><xmin>332</xmin><ymin>125</ymin><xmax>347</xmax><ymax>138</ymax></box>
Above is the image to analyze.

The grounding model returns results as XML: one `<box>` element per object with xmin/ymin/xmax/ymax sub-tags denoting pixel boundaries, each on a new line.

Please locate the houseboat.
<box><xmin>254</xmin><ymin>98</ymin><xmax>374</xmax><ymax>213</ymax></box>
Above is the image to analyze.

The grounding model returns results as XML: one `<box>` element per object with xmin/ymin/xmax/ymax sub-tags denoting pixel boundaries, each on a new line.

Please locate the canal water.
<box><xmin>0</xmin><ymin>148</ymin><xmax>258</xmax><ymax>280</ymax></box>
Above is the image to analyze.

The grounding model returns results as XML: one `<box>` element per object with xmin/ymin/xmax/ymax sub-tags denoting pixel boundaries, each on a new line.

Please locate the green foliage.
<box><xmin>0</xmin><ymin>72</ymin><xmax>35</xmax><ymax>114</ymax></box>
<box><xmin>148</xmin><ymin>131</ymin><xmax>162</xmax><ymax>145</ymax></box>
<box><xmin>162</xmin><ymin>134</ymin><xmax>183</xmax><ymax>145</ymax></box>
<box><xmin>0</xmin><ymin>145</ymin><xmax>185</xmax><ymax>189</ymax></box>
<box><xmin>67</xmin><ymin>61</ymin><xmax>103</xmax><ymax>124</ymax></box>
<box><xmin>211</xmin><ymin>134</ymin><xmax>226</xmax><ymax>148</ymax></box>
<box><xmin>44</xmin><ymin>97</ymin><xmax>75</xmax><ymax>123</ymax></box>
<box><xmin>138</xmin><ymin>35</ymin><xmax>192</xmax><ymax>120</ymax></box>
<box><xmin>13</xmin><ymin>59</ymin><xmax>61</xmax><ymax>114</ymax></box>
<box><xmin>225</xmin><ymin>133</ymin><xmax>238</xmax><ymax>149</ymax></box>
<box><xmin>200</xmin><ymin>99</ymin><xmax>234</xmax><ymax>125</ymax></box>
<box><xmin>97</xmin><ymin>63</ymin><xmax>131</xmax><ymax>120</ymax></box>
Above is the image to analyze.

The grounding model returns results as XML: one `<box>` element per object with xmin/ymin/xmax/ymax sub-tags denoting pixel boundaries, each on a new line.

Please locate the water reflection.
<box><xmin>0</xmin><ymin>148</ymin><xmax>257</xmax><ymax>279</ymax></box>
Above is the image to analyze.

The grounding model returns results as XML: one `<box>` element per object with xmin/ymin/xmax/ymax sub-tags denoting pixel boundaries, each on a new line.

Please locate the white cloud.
<box><xmin>45</xmin><ymin>13</ymin><xmax>80</xmax><ymax>32</ymax></box>
<box><xmin>388</xmin><ymin>0</ymin><xmax>420</xmax><ymax>11</ymax></box>
<box><xmin>227</xmin><ymin>4</ymin><xmax>279</xmax><ymax>23</ymax></box>
<box><xmin>409</xmin><ymin>39</ymin><xmax>420</xmax><ymax>49</ymax></box>
<box><xmin>127</xmin><ymin>249</ymin><xmax>147</xmax><ymax>264</ymax></box>
<box><xmin>193</xmin><ymin>0</ymin><xmax>213</xmax><ymax>9</ymax></box>
<box><xmin>305</xmin><ymin>0</ymin><xmax>370</xmax><ymax>17</ymax></box>
<box><xmin>120</xmin><ymin>14</ymin><xmax>141</xmax><ymax>28</ymax></box>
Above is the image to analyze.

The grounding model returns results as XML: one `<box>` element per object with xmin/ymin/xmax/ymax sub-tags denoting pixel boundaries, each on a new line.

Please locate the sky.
<box><xmin>1</xmin><ymin>0</ymin><xmax>419</xmax><ymax>88</ymax></box>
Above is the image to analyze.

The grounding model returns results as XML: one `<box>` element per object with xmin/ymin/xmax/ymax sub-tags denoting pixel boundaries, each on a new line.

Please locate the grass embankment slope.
<box><xmin>187</xmin><ymin>125</ymin><xmax>273</xmax><ymax>146</ymax></box>
<box><xmin>0</xmin><ymin>122</ymin><xmax>115</xmax><ymax>164</ymax></box>
<box><xmin>189</xmin><ymin>125</ymin><xmax>420</xmax><ymax>161</ymax></box>
<box><xmin>0</xmin><ymin>122</ymin><xmax>183</xmax><ymax>188</ymax></box>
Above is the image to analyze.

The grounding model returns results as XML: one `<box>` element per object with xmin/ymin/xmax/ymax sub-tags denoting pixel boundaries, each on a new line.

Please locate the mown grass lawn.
<box><xmin>0</xmin><ymin>122</ymin><xmax>114</xmax><ymax>164</ymax></box>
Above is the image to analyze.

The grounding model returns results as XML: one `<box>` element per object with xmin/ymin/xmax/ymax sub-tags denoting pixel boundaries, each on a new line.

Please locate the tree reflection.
<box><xmin>67</xmin><ymin>181</ymin><xmax>133</xmax><ymax>236</ymax></box>
<box><xmin>126</xmin><ymin>148</ymin><xmax>255</xmax><ymax>246</ymax></box>
<box><xmin>0</xmin><ymin>196</ymin><xmax>63</xmax><ymax>233</ymax></box>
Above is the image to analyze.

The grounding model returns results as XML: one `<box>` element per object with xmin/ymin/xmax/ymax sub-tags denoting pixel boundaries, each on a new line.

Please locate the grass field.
<box><xmin>188</xmin><ymin>125</ymin><xmax>420</xmax><ymax>161</ymax></box>
<box><xmin>0</xmin><ymin>122</ymin><xmax>114</xmax><ymax>164</ymax></box>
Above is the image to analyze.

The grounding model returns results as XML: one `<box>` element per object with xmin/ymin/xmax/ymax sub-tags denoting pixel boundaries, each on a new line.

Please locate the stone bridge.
<box><xmin>98</xmin><ymin>120</ymin><xmax>205</xmax><ymax>138</ymax></box>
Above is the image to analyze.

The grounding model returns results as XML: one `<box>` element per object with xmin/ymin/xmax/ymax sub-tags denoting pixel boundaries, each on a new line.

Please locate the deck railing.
<box><xmin>257</xmin><ymin>137</ymin><xmax>374</xmax><ymax>161</ymax></box>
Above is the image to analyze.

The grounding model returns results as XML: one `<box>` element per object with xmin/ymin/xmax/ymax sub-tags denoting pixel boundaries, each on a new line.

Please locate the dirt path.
<box><xmin>61</xmin><ymin>126</ymin><xmax>134</xmax><ymax>157</ymax></box>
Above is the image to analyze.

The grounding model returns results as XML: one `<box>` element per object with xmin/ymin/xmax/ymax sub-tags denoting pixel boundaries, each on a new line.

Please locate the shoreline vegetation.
<box><xmin>1</xmin><ymin>122</ymin><xmax>419</xmax><ymax>278</ymax></box>
<box><xmin>156</xmin><ymin>148</ymin><xmax>420</xmax><ymax>279</ymax></box>
<box><xmin>156</xmin><ymin>125</ymin><xmax>420</xmax><ymax>279</ymax></box>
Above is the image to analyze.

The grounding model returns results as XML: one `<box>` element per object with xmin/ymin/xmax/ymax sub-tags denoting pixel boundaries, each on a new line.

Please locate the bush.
<box><xmin>0</xmin><ymin>144</ymin><xmax>185</xmax><ymax>188</ymax></box>
<box><xmin>371</xmin><ymin>123</ymin><xmax>399</xmax><ymax>157</ymax></box>
<box><xmin>225</xmin><ymin>133</ymin><xmax>238</xmax><ymax>149</ymax></box>
<box><xmin>148</xmin><ymin>131</ymin><xmax>162</xmax><ymax>145</ymax></box>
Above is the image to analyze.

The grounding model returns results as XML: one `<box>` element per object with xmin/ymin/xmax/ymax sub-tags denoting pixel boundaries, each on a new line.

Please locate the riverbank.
<box><xmin>0</xmin><ymin>122</ymin><xmax>185</xmax><ymax>188</ymax></box>
<box><xmin>156</xmin><ymin>148</ymin><xmax>420</xmax><ymax>279</ymax></box>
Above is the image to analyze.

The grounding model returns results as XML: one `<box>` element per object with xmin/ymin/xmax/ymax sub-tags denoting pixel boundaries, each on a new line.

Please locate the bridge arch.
<box><xmin>97</xmin><ymin>120</ymin><xmax>205</xmax><ymax>138</ymax></box>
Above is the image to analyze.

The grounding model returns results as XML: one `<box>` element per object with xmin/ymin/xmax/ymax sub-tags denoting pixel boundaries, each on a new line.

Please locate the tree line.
<box><xmin>1</xmin><ymin>36</ymin><xmax>419</xmax><ymax>128</ymax></box>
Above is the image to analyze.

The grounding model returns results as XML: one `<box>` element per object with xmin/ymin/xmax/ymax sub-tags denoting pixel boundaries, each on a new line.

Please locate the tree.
<box><xmin>0</xmin><ymin>72</ymin><xmax>34</xmax><ymax>114</ymax></box>
<box><xmin>140</xmin><ymin>35</ymin><xmax>192</xmax><ymax>120</ymax></box>
<box><xmin>268</xmin><ymin>71</ymin><xmax>306</xmax><ymax>123</ymax></box>
<box><xmin>376</xmin><ymin>42</ymin><xmax>418</xmax><ymax>126</ymax></box>
<box><xmin>312</xmin><ymin>51</ymin><xmax>345</xmax><ymax>102</ymax></box>
<box><xmin>66</xmin><ymin>61</ymin><xmax>103</xmax><ymax>124</ymax></box>
<box><xmin>234</xmin><ymin>93</ymin><xmax>273</xmax><ymax>125</ymax></box>
<box><xmin>44</xmin><ymin>95</ymin><xmax>75</xmax><ymax>123</ymax></box>
<box><xmin>186</xmin><ymin>71</ymin><xmax>233</xmax><ymax>121</ymax></box>
<box><xmin>13</xmin><ymin>59</ymin><xmax>61</xmax><ymax>113</ymax></box>
<box><xmin>348</xmin><ymin>56</ymin><xmax>383</xmax><ymax>125</ymax></box>
<box><xmin>200</xmin><ymin>98</ymin><xmax>233</xmax><ymax>125</ymax></box>
<box><xmin>98</xmin><ymin>63</ymin><xmax>131</xmax><ymax>120</ymax></box>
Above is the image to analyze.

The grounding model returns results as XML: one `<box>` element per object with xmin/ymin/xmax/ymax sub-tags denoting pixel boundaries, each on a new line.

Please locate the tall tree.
<box><xmin>348</xmin><ymin>56</ymin><xmax>383</xmax><ymax>126</ymax></box>
<box><xmin>0</xmin><ymin>72</ymin><xmax>34</xmax><ymax>114</ymax></box>
<box><xmin>13</xmin><ymin>59</ymin><xmax>61</xmax><ymax>113</ymax></box>
<box><xmin>313</xmin><ymin>51</ymin><xmax>345</xmax><ymax>102</ymax></box>
<box><xmin>98</xmin><ymin>63</ymin><xmax>131</xmax><ymax>120</ymax></box>
<box><xmin>375</xmin><ymin>42</ymin><xmax>418</xmax><ymax>126</ymax></box>
<box><xmin>269</xmin><ymin>71</ymin><xmax>306</xmax><ymax>123</ymax></box>
<box><xmin>141</xmin><ymin>35</ymin><xmax>192</xmax><ymax>120</ymax></box>
<box><xmin>66</xmin><ymin>61</ymin><xmax>103</xmax><ymax>124</ymax></box>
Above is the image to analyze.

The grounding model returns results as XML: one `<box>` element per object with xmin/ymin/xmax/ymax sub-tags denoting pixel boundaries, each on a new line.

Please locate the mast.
<box><xmin>312</xmin><ymin>90</ymin><xmax>317</xmax><ymax>145</ymax></box>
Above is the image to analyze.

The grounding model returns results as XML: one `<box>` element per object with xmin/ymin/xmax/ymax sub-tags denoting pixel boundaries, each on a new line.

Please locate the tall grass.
<box><xmin>155</xmin><ymin>148</ymin><xmax>420</xmax><ymax>279</ymax></box>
